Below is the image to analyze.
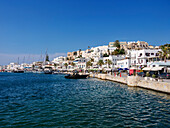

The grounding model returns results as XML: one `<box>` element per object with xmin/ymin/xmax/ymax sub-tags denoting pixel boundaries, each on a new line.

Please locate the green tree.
<box><xmin>90</xmin><ymin>58</ymin><xmax>94</xmax><ymax>62</ymax></box>
<box><xmin>114</xmin><ymin>40</ymin><xmax>120</xmax><ymax>49</ymax></box>
<box><xmin>97</xmin><ymin>60</ymin><xmax>104</xmax><ymax>67</ymax></box>
<box><xmin>86</xmin><ymin>61</ymin><xmax>92</xmax><ymax>68</ymax></box>
<box><xmin>54</xmin><ymin>63</ymin><xmax>57</xmax><ymax>67</ymax></box>
<box><xmin>64</xmin><ymin>63</ymin><xmax>68</xmax><ymax>69</ymax></box>
<box><xmin>103</xmin><ymin>53</ymin><xmax>109</xmax><ymax>57</ymax></box>
<box><xmin>105</xmin><ymin>59</ymin><xmax>112</xmax><ymax>68</ymax></box>
<box><xmin>119</xmin><ymin>49</ymin><xmax>125</xmax><ymax>54</ymax></box>
<box><xmin>159</xmin><ymin>44</ymin><xmax>170</xmax><ymax>62</ymax></box>
<box><xmin>32</xmin><ymin>64</ymin><xmax>35</xmax><ymax>70</ymax></box>
<box><xmin>71</xmin><ymin>62</ymin><xmax>75</xmax><ymax>67</ymax></box>
<box><xmin>111</xmin><ymin>49</ymin><xmax>119</xmax><ymax>55</ymax></box>
<box><xmin>105</xmin><ymin>59</ymin><xmax>112</xmax><ymax>65</ymax></box>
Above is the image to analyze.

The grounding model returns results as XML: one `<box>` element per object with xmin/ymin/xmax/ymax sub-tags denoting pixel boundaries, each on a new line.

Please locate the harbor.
<box><xmin>0</xmin><ymin>0</ymin><xmax>170</xmax><ymax>127</ymax></box>
<box><xmin>0</xmin><ymin>72</ymin><xmax>169</xmax><ymax>127</ymax></box>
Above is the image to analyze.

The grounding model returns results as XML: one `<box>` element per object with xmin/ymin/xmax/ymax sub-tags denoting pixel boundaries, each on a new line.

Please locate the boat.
<box><xmin>44</xmin><ymin>67</ymin><xmax>53</xmax><ymax>74</ymax></box>
<box><xmin>65</xmin><ymin>73</ymin><xmax>88</xmax><ymax>79</ymax></box>
<box><xmin>13</xmin><ymin>70</ymin><xmax>24</xmax><ymax>73</ymax></box>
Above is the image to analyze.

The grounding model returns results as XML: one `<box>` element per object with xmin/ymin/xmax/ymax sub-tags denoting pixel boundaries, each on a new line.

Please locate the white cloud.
<box><xmin>0</xmin><ymin>52</ymin><xmax>66</xmax><ymax>65</ymax></box>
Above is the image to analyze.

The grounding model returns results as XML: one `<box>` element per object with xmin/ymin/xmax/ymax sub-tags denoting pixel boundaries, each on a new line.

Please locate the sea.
<box><xmin>0</xmin><ymin>73</ymin><xmax>169</xmax><ymax>127</ymax></box>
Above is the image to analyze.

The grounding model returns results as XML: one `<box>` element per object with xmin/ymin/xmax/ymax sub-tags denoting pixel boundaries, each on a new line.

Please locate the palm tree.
<box><xmin>105</xmin><ymin>59</ymin><xmax>112</xmax><ymax>68</ymax></box>
<box><xmin>158</xmin><ymin>51</ymin><xmax>163</xmax><ymax>61</ymax></box>
<box><xmin>86</xmin><ymin>61</ymin><xmax>92</xmax><ymax>68</ymax></box>
<box><xmin>71</xmin><ymin>62</ymin><xmax>75</xmax><ymax>68</ymax></box>
<box><xmin>97</xmin><ymin>60</ymin><xmax>104</xmax><ymax>68</ymax></box>
<box><xmin>90</xmin><ymin>58</ymin><xmax>94</xmax><ymax>62</ymax></box>
<box><xmin>64</xmin><ymin>63</ymin><xmax>68</xmax><ymax>69</ymax></box>
<box><xmin>53</xmin><ymin>63</ymin><xmax>57</xmax><ymax>69</ymax></box>
<box><xmin>159</xmin><ymin>45</ymin><xmax>170</xmax><ymax>62</ymax></box>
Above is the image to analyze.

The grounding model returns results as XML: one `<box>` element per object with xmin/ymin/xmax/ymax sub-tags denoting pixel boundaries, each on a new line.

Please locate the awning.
<box><xmin>130</xmin><ymin>67</ymin><xmax>137</xmax><ymax>70</ymax></box>
<box><xmin>124</xmin><ymin>68</ymin><xmax>129</xmax><ymax>70</ymax></box>
<box><xmin>142</xmin><ymin>67</ymin><xmax>152</xmax><ymax>71</ymax></box>
<box><xmin>105</xmin><ymin>68</ymin><xmax>111</xmax><ymax>71</ymax></box>
<box><xmin>118</xmin><ymin>68</ymin><xmax>123</xmax><ymax>71</ymax></box>
<box><xmin>142</xmin><ymin>67</ymin><xmax>164</xmax><ymax>71</ymax></box>
<box><xmin>150</xmin><ymin>67</ymin><xmax>164</xmax><ymax>71</ymax></box>
<box><xmin>89</xmin><ymin>68</ymin><xmax>98</xmax><ymax>71</ymax></box>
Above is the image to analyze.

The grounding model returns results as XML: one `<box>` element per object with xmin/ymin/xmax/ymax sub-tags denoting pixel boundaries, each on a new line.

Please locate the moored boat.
<box><xmin>65</xmin><ymin>74</ymin><xmax>88</xmax><ymax>79</ymax></box>
<box><xmin>44</xmin><ymin>67</ymin><xmax>53</xmax><ymax>74</ymax></box>
<box><xmin>13</xmin><ymin>70</ymin><xmax>24</xmax><ymax>73</ymax></box>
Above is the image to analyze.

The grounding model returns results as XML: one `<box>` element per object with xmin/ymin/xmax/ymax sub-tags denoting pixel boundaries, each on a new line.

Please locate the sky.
<box><xmin>0</xmin><ymin>0</ymin><xmax>170</xmax><ymax>65</ymax></box>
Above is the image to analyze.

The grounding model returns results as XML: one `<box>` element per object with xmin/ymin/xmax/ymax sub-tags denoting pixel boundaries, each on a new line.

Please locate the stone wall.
<box><xmin>137</xmin><ymin>80</ymin><xmax>170</xmax><ymax>94</ymax></box>
<box><xmin>90</xmin><ymin>73</ymin><xmax>170</xmax><ymax>93</ymax></box>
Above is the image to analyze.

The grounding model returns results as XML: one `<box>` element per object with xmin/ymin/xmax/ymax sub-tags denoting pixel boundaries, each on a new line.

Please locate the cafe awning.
<box><xmin>150</xmin><ymin>67</ymin><xmax>164</xmax><ymax>71</ymax></box>
<box><xmin>143</xmin><ymin>67</ymin><xmax>164</xmax><ymax>71</ymax></box>
<box><xmin>142</xmin><ymin>67</ymin><xmax>152</xmax><ymax>71</ymax></box>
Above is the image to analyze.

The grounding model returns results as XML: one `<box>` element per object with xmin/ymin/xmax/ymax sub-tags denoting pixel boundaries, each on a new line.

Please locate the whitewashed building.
<box><xmin>127</xmin><ymin>49</ymin><xmax>162</xmax><ymax>67</ymax></box>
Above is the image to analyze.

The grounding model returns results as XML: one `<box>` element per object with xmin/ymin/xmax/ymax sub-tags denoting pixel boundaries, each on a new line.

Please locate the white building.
<box><xmin>128</xmin><ymin>49</ymin><xmax>162</xmax><ymax>67</ymax></box>
<box><xmin>7</xmin><ymin>63</ymin><xmax>19</xmax><ymax>70</ymax></box>
<box><xmin>52</xmin><ymin>56</ymin><xmax>67</xmax><ymax>64</ymax></box>
<box><xmin>117</xmin><ymin>59</ymin><xmax>131</xmax><ymax>69</ymax></box>
<box><xmin>73</xmin><ymin>58</ymin><xmax>87</xmax><ymax>70</ymax></box>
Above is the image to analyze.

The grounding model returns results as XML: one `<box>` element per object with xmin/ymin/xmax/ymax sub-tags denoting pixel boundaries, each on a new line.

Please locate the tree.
<box><xmin>158</xmin><ymin>51</ymin><xmax>163</xmax><ymax>61</ymax></box>
<box><xmin>111</xmin><ymin>49</ymin><xmax>119</xmax><ymax>55</ymax></box>
<box><xmin>86</xmin><ymin>61</ymin><xmax>92</xmax><ymax>68</ymax></box>
<box><xmin>114</xmin><ymin>40</ymin><xmax>120</xmax><ymax>49</ymax></box>
<box><xmin>97</xmin><ymin>60</ymin><xmax>104</xmax><ymax>67</ymax></box>
<box><xmin>73</xmin><ymin>52</ymin><xmax>77</xmax><ymax>56</ymax></box>
<box><xmin>103</xmin><ymin>53</ymin><xmax>109</xmax><ymax>57</ymax></box>
<box><xmin>105</xmin><ymin>59</ymin><xmax>112</xmax><ymax>67</ymax></box>
<box><xmin>90</xmin><ymin>58</ymin><xmax>94</xmax><ymax>62</ymax></box>
<box><xmin>159</xmin><ymin>44</ymin><xmax>170</xmax><ymax>62</ymax></box>
<box><xmin>32</xmin><ymin>64</ymin><xmax>35</xmax><ymax>70</ymax></box>
<box><xmin>64</xmin><ymin>63</ymin><xmax>68</xmax><ymax>69</ymax></box>
<box><xmin>54</xmin><ymin>63</ymin><xmax>57</xmax><ymax>67</ymax></box>
<box><xmin>71</xmin><ymin>62</ymin><xmax>75</xmax><ymax>67</ymax></box>
<box><xmin>119</xmin><ymin>49</ymin><xmax>125</xmax><ymax>54</ymax></box>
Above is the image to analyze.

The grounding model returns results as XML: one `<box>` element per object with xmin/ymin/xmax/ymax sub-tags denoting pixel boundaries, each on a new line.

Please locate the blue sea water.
<box><xmin>0</xmin><ymin>73</ymin><xmax>169</xmax><ymax>128</ymax></box>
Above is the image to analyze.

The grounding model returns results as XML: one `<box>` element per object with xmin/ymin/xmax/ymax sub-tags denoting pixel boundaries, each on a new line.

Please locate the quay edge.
<box><xmin>90</xmin><ymin>74</ymin><xmax>170</xmax><ymax>94</ymax></box>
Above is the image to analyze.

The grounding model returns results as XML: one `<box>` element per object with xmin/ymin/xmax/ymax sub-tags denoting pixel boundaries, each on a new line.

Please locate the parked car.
<box><xmin>137</xmin><ymin>72</ymin><xmax>145</xmax><ymax>77</ymax></box>
<box><xmin>158</xmin><ymin>73</ymin><xmax>170</xmax><ymax>79</ymax></box>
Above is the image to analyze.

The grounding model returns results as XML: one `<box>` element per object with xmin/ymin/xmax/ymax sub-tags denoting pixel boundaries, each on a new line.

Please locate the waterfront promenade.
<box><xmin>90</xmin><ymin>73</ymin><xmax>170</xmax><ymax>94</ymax></box>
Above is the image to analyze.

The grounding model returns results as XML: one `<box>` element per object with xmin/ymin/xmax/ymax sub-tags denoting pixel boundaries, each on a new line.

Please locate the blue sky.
<box><xmin>0</xmin><ymin>0</ymin><xmax>170</xmax><ymax>65</ymax></box>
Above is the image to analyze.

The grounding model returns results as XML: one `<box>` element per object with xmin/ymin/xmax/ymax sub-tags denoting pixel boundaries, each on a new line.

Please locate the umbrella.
<box><xmin>124</xmin><ymin>68</ymin><xmax>129</xmax><ymax>70</ymax></box>
<box><xmin>118</xmin><ymin>68</ymin><xmax>123</xmax><ymax>71</ymax></box>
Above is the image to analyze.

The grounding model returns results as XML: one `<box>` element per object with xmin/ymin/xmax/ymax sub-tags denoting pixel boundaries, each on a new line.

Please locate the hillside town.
<box><xmin>0</xmin><ymin>40</ymin><xmax>170</xmax><ymax>77</ymax></box>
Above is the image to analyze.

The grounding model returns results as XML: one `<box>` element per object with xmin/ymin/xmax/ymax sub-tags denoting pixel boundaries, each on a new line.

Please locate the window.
<box><xmin>145</xmin><ymin>53</ymin><xmax>150</xmax><ymax>56</ymax></box>
<box><xmin>139</xmin><ymin>53</ymin><xmax>142</xmax><ymax>57</ymax></box>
